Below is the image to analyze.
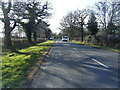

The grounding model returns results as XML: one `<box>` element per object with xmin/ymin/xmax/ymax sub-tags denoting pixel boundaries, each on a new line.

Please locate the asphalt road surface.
<box><xmin>31</xmin><ymin>40</ymin><xmax>119</xmax><ymax>88</ymax></box>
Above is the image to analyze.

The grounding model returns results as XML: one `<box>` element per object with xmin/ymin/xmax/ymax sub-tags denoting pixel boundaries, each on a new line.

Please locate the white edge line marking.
<box><xmin>92</xmin><ymin>58</ymin><xmax>109</xmax><ymax>68</ymax></box>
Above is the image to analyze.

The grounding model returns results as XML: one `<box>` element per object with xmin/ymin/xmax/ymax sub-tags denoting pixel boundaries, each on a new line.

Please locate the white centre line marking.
<box><xmin>92</xmin><ymin>58</ymin><xmax>109</xmax><ymax>68</ymax></box>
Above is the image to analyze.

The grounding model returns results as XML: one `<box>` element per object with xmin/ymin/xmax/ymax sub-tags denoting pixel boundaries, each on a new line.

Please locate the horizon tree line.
<box><xmin>59</xmin><ymin>1</ymin><xmax>120</xmax><ymax>47</ymax></box>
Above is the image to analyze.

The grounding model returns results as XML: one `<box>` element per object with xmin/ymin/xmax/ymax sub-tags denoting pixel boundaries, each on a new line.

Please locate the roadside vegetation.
<box><xmin>59</xmin><ymin>1</ymin><xmax>120</xmax><ymax>51</ymax></box>
<box><xmin>0</xmin><ymin>0</ymin><xmax>54</xmax><ymax>88</ymax></box>
<box><xmin>2</xmin><ymin>40</ymin><xmax>54</xmax><ymax>88</ymax></box>
<box><xmin>71</xmin><ymin>40</ymin><xmax>120</xmax><ymax>53</ymax></box>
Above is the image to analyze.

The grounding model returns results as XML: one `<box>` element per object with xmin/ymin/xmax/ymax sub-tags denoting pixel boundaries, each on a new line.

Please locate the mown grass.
<box><xmin>71</xmin><ymin>40</ymin><xmax>120</xmax><ymax>53</ymax></box>
<box><xmin>1</xmin><ymin>40</ymin><xmax>54</xmax><ymax>88</ymax></box>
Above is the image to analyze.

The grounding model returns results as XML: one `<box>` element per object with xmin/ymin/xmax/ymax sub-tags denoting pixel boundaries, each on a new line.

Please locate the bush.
<box><xmin>91</xmin><ymin>35</ymin><xmax>98</xmax><ymax>44</ymax></box>
<box><xmin>96</xmin><ymin>29</ymin><xmax>107</xmax><ymax>46</ymax></box>
<box><xmin>84</xmin><ymin>35</ymin><xmax>98</xmax><ymax>44</ymax></box>
<box><xmin>84</xmin><ymin>35</ymin><xmax>91</xmax><ymax>43</ymax></box>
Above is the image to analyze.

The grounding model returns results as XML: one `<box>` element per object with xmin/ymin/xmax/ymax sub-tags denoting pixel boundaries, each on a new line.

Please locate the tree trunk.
<box><xmin>33</xmin><ymin>32</ymin><xmax>37</xmax><ymax>41</ymax></box>
<box><xmin>2</xmin><ymin>1</ymin><xmax>12</xmax><ymax>47</ymax></box>
<box><xmin>4</xmin><ymin>17</ymin><xmax>12</xmax><ymax>46</ymax></box>
<box><xmin>26</xmin><ymin>31</ymin><xmax>32</xmax><ymax>43</ymax></box>
<box><xmin>81</xmin><ymin>24</ymin><xmax>84</xmax><ymax>42</ymax></box>
<box><xmin>4</xmin><ymin>31</ymin><xmax>12</xmax><ymax>46</ymax></box>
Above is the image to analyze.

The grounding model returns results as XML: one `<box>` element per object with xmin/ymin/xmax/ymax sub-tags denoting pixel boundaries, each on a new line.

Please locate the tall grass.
<box><xmin>2</xmin><ymin>40</ymin><xmax>54</xmax><ymax>88</ymax></box>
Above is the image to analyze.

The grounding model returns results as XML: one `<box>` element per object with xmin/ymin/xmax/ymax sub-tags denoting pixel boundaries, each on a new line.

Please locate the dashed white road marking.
<box><xmin>92</xmin><ymin>58</ymin><xmax>109</xmax><ymax>68</ymax></box>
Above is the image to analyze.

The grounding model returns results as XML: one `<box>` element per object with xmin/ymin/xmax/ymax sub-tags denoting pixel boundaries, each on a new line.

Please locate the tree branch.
<box><xmin>0</xmin><ymin>18</ymin><xmax>4</xmax><ymax>23</ymax></box>
<box><xmin>7</xmin><ymin>0</ymin><xmax>11</xmax><ymax>13</ymax></box>
<box><xmin>1</xmin><ymin>2</ymin><xmax>5</xmax><ymax>14</ymax></box>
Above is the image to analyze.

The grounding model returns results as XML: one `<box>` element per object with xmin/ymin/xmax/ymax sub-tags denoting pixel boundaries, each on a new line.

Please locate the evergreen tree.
<box><xmin>87</xmin><ymin>12</ymin><xmax>98</xmax><ymax>35</ymax></box>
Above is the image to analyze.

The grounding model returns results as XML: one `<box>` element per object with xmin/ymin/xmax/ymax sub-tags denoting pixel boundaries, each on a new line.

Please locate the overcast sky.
<box><xmin>48</xmin><ymin>0</ymin><xmax>99</xmax><ymax>34</ymax></box>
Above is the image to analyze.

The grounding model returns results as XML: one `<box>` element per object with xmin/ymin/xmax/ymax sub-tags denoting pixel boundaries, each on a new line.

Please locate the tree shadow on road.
<box><xmin>44</xmin><ymin>55</ymin><xmax>118</xmax><ymax>88</ymax></box>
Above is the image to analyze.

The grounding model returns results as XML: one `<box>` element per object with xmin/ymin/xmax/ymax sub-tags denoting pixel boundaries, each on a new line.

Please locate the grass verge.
<box><xmin>71</xmin><ymin>40</ymin><xmax>120</xmax><ymax>53</ymax></box>
<box><xmin>1</xmin><ymin>40</ymin><xmax>54</xmax><ymax>88</ymax></box>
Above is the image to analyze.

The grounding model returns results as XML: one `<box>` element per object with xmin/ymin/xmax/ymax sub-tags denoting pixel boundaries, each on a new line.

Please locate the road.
<box><xmin>31</xmin><ymin>40</ymin><xmax>119</xmax><ymax>88</ymax></box>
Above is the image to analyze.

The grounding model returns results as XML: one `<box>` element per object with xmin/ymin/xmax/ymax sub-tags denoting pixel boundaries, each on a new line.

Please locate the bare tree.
<box><xmin>95</xmin><ymin>1</ymin><xmax>120</xmax><ymax>34</ymax></box>
<box><xmin>60</xmin><ymin>12</ymin><xmax>76</xmax><ymax>38</ymax></box>
<box><xmin>95</xmin><ymin>1</ymin><xmax>109</xmax><ymax>31</ymax></box>
<box><xmin>108</xmin><ymin>1</ymin><xmax>120</xmax><ymax>25</ymax></box>
<box><xmin>73</xmin><ymin>9</ymin><xmax>90</xmax><ymax>42</ymax></box>
<box><xmin>13</xmin><ymin>0</ymin><xmax>51</xmax><ymax>43</ymax></box>
<box><xmin>0</xmin><ymin>0</ymin><xmax>16</xmax><ymax>46</ymax></box>
<box><xmin>60</xmin><ymin>9</ymin><xmax>90</xmax><ymax>41</ymax></box>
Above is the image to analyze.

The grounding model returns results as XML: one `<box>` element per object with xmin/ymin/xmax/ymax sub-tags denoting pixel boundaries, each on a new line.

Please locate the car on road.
<box><xmin>62</xmin><ymin>36</ymin><xmax>69</xmax><ymax>42</ymax></box>
<box><xmin>49</xmin><ymin>37</ymin><xmax>54</xmax><ymax>40</ymax></box>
